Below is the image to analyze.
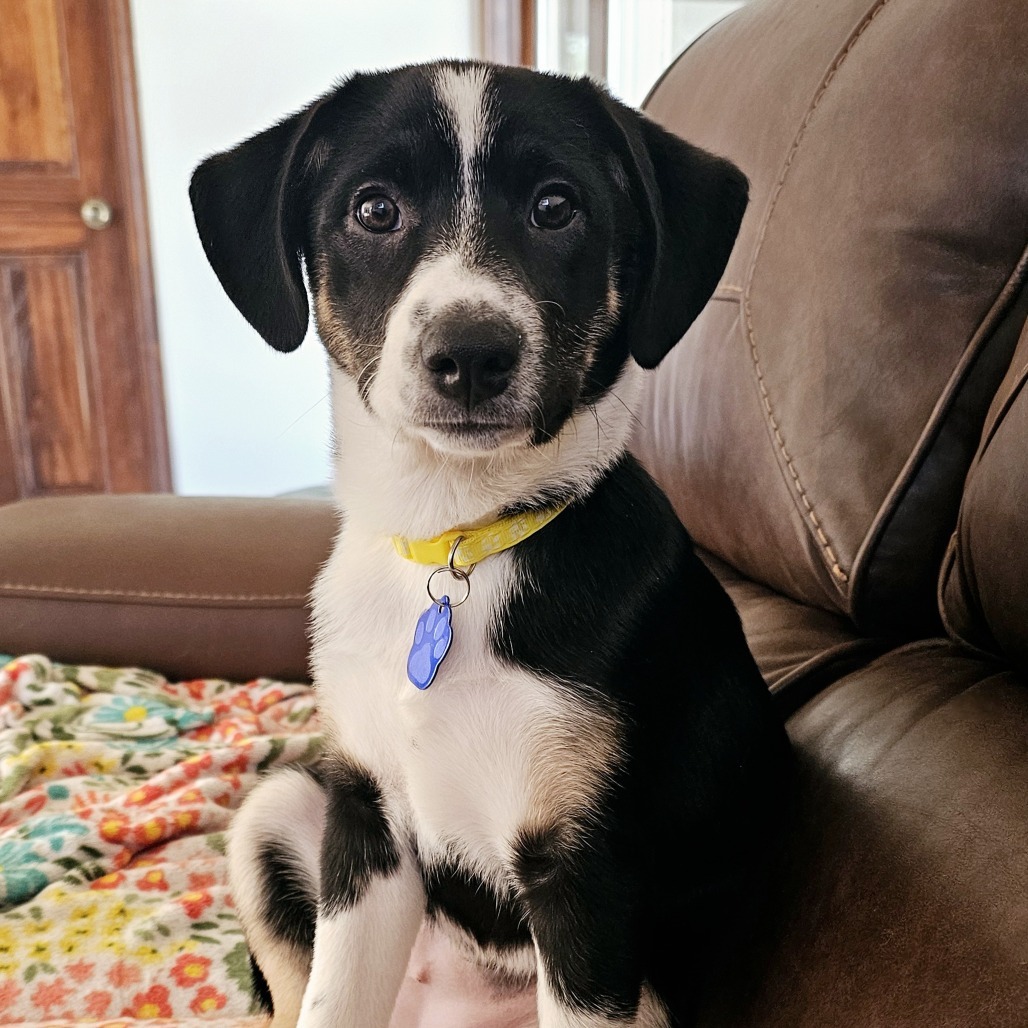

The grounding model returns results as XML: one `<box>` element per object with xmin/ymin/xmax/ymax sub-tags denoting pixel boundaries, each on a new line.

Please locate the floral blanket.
<box><xmin>0</xmin><ymin>653</ymin><xmax>321</xmax><ymax>1025</ymax></box>
<box><xmin>0</xmin><ymin>654</ymin><xmax>540</xmax><ymax>1028</ymax></box>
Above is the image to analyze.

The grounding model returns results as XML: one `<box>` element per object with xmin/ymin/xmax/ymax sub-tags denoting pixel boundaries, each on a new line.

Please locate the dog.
<box><xmin>190</xmin><ymin>59</ymin><xmax>791</xmax><ymax>1028</ymax></box>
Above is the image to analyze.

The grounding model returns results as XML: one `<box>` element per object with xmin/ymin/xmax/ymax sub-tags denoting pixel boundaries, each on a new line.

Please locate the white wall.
<box><xmin>131</xmin><ymin>0</ymin><xmax>473</xmax><ymax>496</ymax></box>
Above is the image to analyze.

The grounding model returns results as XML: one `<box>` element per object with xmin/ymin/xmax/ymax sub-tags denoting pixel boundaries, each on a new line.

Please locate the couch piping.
<box><xmin>850</xmin><ymin>256</ymin><xmax>1028</xmax><ymax>626</ymax></box>
<box><xmin>934</xmin><ymin>303</ymin><xmax>1028</xmax><ymax>656</ymax></box>
<box><xmin>0</xmin><ymin>582</ymin><xmax>307</xmax><ymax>602</ymax></box>
<box><xmin>973</xmin><ymin>318</ymin><xmax>1028</xmax><ymax>462</ymax></box>
<box><xmin>741</xmin><ymin>0</ymin><xmax>894</xmax><ymax>588</ymax></box>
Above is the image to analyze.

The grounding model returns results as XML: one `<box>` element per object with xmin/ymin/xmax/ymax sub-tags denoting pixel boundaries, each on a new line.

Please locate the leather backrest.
<box><xmin>0</xmin><ymin>495</ymin><xmax>337</xmax><ymax>681</ymax></box>
<box><xmin>941</xmin><ymin>317</ymin><xmax>1028</xmax><ymax>674</ymax></box>
<box><xmin>632</xmin><ymin>0</ymin><xmax>1028</xmax><ymax>636</ymax></box>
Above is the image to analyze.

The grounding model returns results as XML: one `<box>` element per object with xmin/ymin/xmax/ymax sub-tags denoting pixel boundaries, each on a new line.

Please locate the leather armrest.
<box><xmin>0</xmin><ymin>495</ymin><xmax>337</xmax><ymax>682</ymax></box>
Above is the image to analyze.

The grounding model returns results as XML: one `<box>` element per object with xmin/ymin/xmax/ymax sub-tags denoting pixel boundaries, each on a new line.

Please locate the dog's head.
<box><xmin>190</xmin><ymin>61</ymin><xmax>746</xmax><ymax>458</ymax></box>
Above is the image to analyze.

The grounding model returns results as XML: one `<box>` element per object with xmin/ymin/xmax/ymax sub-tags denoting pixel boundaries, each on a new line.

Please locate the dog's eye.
<box><xmin>356</xmin><ymin>195</ymin><xmax>401</xmax><ymax>233</ymax></box>
<box><xmin>531</xmin><ymin>191</ymin><xmax>575</xmax><ymax>230</ymax></box>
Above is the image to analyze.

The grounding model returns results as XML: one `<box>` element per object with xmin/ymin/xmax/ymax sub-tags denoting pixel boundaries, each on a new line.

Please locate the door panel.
<box><xmin>1</xmin><ymin>258</ymin><xmax>103</xmax><ymax>494</ymax></box>
<box><xmin>0</xmin><ymin>0</ymin><xmax>169</xmax><ymax>504</ymax></box>
<box><xmin>0</xmin><ymin>0</ymin><xmax>74</xmax><ymax>170</ymax></box>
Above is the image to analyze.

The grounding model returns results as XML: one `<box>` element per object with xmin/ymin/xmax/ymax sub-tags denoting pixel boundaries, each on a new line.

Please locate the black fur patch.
<box><xmin>497</xmin><ymin>455</ymin><xmax>793</xmax><ymax>1018</ymax></box>
<box><xmin>320</xmin><ymin>757</ymin><xmax>400</xmax><ymax>915</ymax></box>
<box><xmin>423</xmin><ymin>861</ymin><xmax>530</xmax><ymax>951</ymax></box>
<box><xmin>258</xmin><ymin>841</ymin><xmax>318</xmax><ymax>953</ymax></box>
<box><xmin>497</xmin><ymin>455</ymin><xmax>690</xmax><ymax>692</ymax></box>
<box><xmin>513</xmin><ymin>825</ymin><xmax>642</xmax><ymax>1018</ymax></box>
<box><xmin>249</xmin><ymin>953</ymin><xmax>273</xmax><ymax>1014</ymax></box>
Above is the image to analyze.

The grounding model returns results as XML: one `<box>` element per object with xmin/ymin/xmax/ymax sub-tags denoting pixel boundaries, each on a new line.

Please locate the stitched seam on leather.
<box><xmin>0</xmin><ymin>583</ymin><xmax>307</xmax><ymax>601</ymax></box>
<box><xmin>742</xmin><ymin>0</ymin><xmax>894</xmax><ymax>588</ymax></box>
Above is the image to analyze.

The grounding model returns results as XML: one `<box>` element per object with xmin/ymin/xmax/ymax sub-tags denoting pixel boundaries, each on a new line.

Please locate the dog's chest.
<box><xmin>310</xmin><ymin>532</ymin><xmax>619</xmax><ymax>873</ymax></box>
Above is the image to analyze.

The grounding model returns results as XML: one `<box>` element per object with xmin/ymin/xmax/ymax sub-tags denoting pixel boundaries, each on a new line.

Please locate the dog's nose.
<box><xmin>421</xmin><ymin>317</ymin><xmax>519</xmax><ymax>410</ymax></box>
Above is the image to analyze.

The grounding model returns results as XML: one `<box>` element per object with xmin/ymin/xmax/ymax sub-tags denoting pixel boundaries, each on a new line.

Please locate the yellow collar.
<box><xmin>392</xmin><ymin>503</ymin><xmax>568</xmax><ymax>568</ymax></box>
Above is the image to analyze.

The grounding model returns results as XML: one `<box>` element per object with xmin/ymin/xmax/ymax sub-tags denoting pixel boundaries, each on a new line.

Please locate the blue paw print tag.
<box><xmin>407</xmin><ymin>596</ymin><xmax>453</xmax><ymax>689</ymax></box>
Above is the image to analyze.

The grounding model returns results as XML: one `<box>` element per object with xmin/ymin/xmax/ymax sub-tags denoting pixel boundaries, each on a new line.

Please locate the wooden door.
<box><xmin>0</xmin><ymin>0</ymin><xmax>170</xmax><ymax>504</ymax></box>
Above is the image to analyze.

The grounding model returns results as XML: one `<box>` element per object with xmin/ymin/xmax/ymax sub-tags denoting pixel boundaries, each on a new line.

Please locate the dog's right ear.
<box><xmin>189</xmin><ymin>99</ymin><xmax>327</xmax><ymax>352</ymax></box>
<box><xmin>600</xmin><ymin>96</ymin><xmax>749</xmax><ymax>370</ymax></box>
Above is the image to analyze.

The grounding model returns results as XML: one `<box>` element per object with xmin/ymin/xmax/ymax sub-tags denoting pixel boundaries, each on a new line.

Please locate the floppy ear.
<box><xmin>189</xmin><ymin>100</ymin><xmax>326</xmax><ymax>352</ymax></box>
<box><xmin>609</xmin><ymin>104</ymin><xmax>749</xmax><ymax>369</ymax></box>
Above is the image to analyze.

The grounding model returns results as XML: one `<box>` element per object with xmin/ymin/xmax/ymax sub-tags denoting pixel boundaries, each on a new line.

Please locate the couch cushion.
<box><xmin>0</xmin><ymin>495</ymin><xmax>337</xmax><ymax>681</ymax></box>
<box><xmin>699</xmin><ymin>640</ymin><xmax>1028</xmax><ymax>1026</ymax></box>
<box><xmin>701</xmin><ymin>551</ymin><xmax>883</xmax><ymax>711</ymax></box>
<box><xmin>941</xmin><ymin>317</ymin><xmax>1028</xmax><ymax>674</ymax></box>
<box><xmin>633</xmin><ymin>0</ymin><xmax>1028</xmax><ymax>637</ymax></box>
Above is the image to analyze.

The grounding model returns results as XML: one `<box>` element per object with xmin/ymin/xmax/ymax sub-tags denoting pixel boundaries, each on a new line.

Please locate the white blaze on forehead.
<box><xmin>434</xmin><ymin>64</ymin><xmax>493</xmax><ymax>204</ymax></box>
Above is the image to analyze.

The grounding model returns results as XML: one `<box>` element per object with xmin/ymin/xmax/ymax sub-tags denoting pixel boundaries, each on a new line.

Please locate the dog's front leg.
<box><xmin>296</xmin><ymin>757</ymin><xmax>424</xmax><ymax>1028</ymax></box>
<box><xmin>517</xmin><ymin>834</ymin><xmax>671</xmax><ymax>1028</ymax></box>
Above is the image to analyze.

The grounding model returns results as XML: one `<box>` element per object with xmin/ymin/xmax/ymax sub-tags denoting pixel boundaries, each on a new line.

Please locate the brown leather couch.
<box><xmin>1</xmin><ymin>0</ymin><xmax>1026</xmax><ymax>1023</ymax></box>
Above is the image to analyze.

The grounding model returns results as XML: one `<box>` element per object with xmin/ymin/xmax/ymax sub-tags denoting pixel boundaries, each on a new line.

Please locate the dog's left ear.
<box><xmin>608</xmin><ymin>102</ymin><xmax>749</xmax><ymax>369</ymax></box>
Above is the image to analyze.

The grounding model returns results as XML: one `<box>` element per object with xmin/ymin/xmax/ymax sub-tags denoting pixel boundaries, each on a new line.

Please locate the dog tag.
<box><xmin>407</xmin><ymin>596</ymin><xmax>453</xmax><ymax>689</ymax></box>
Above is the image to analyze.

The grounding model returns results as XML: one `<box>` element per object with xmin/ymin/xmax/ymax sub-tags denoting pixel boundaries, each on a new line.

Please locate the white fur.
<box><xmin>298</xmin><ymin>860</ymin><xmax>425</xmax><ymax>1028</ymax></box>
<box><xmin>228</xmin><ymin>768</ymin><xmax>323</xmax><ymax>1028</ymax></box>
<box><xmin>310</xmin><ymin>522</ymin><xmax>622</xmax><ymax>888</ymax></box>
<box><xmin>434</xmin><ymin>64</ymin><xmax>493</xmax><ymax>254</ymax></box>
<box><xmin>335</xmin><ymin>361</ymin><xmax>642</xmax><ymax>540</ymax></box>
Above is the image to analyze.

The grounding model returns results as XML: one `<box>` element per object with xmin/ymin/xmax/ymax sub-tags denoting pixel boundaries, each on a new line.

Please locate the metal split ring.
<box><xmin>425</xmin><ymin>536</ymin><xmax>476</xmax><ymax>607</ymax></box>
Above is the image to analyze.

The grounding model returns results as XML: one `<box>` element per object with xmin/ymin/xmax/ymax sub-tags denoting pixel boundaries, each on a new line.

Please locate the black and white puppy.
<box><xmin>190</xmin><ymin>60</ymin><xmax>791</xmax><ymax>1028</ymax></box>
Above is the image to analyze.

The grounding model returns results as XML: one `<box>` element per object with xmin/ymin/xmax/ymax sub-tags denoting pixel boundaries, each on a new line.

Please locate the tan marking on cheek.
<box><xmin>607</xmin><ymin>278</ymin><xmax>622</xmax><ymax>319</ymax></box>
<box><xmin>314</xmin><ymin>285</ymin><xmax>360</xmax><ymax>374</ymax></box>
<box><xmin>575</xmin><ymin>280</ymin><xmax>623</xmax><ymax>376</ymax></box>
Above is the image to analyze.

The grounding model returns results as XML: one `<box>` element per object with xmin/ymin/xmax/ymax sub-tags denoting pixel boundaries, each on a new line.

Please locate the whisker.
<box><xmin>276</xmin><ymin>392</ymin><xmax>330</xmax><ymax>439</ymax></box>
<box><xmin>606</xmin><ymin>388</ymin><xmax>643</xmax><ymax>430</ymax></box>
<box><xmin>532</xmin><ymin>298</ymin><xmax>567</xmax><ymax>318</ymax></box>
<box><xmin>356</xmin><ymin>354</ymin><xmax>383</xmax><ymax>402</ymax></box>
<box><xmin>587</xmin><ymin>401</ymin><xmax>606</xmax><ymax>460</ymax></box>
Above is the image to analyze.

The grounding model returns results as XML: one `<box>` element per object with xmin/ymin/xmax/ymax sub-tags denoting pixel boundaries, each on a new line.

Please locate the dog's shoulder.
<box><xmin>500</xmin><ymin>454</ymin><xmax>790</xmax><ymax>849</ymax></box>
<box><xmin>498</xmin><ymin>453</ymin><xmax>745</xmax><ymax>695</ymax></box>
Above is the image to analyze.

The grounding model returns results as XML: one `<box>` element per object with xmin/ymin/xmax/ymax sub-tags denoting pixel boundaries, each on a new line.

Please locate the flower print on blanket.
<box><xmin>0</xmin><ymin>653</ymin><xmax>323</xmax><ymax>1022</ymax></box>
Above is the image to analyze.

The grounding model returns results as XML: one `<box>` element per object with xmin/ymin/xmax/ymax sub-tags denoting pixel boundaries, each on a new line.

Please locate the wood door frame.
<box><xmin>0</xmin><ymin>0</ymin><xmax>171</xmax><ymax>501</ymax></box>
<box><xmin>103</xmin><ymin>0</ymin><xmax>171</xmax><ymax>491</ymax></box>
<box><xmin>478</xmin><ymin>0</ymin><xmax>536</xmax><ymax>66</ymax></box>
